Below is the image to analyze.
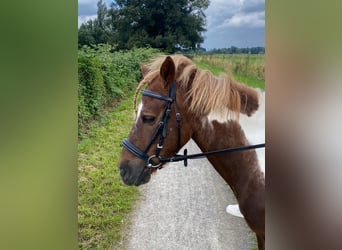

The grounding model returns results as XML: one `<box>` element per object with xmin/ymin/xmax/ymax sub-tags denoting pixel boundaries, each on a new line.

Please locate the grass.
<box><xmin>193</xmin><ymin>54</ymin><xmax>265</xmax><ymax>90</ymax></box>
<box><xmin>78</xmin><ymin>88</ymin><xmax>139</xmax><ymax>249</ymax></box>
<box><xmin>232</xmin><ymin>74</ymin><xmax>265</xmax><ymax>90</ymax></box>
<box><xmin>194</xmin><ymin>60</ymin><xmax>225</xmax><ymax>76</ymax></box>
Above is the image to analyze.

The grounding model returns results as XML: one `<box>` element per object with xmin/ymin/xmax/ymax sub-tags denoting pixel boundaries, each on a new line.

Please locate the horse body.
<box><xmin>192</xmin><ymin>119</ymin><xmax>265</xmax><ymax>249</ymax></box>
<box><xmin>119</xmin><ymin>55</ymin><xmax>265</xmax><ymax>249</ymax></box>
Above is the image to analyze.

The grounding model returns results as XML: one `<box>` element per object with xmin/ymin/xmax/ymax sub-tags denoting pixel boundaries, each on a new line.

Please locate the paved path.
<box><xmin>118</xmin><ymin>140</ymin><xmax>256</xmax><ymax>250</ymax></box>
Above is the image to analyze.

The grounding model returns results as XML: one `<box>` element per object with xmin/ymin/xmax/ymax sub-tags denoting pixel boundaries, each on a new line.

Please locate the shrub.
<box><xmin>78</xmin><ymin>45</ymin><xmax>160</xmax><ymax>135</ymax></box>
<box><xmin>78</xmin><ymin>50</ymin><xmax>105</xmax><ymax>124</ymax></box>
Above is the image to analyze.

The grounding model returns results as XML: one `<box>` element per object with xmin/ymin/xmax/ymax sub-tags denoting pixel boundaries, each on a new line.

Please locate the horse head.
<box><xmin>118</xmin><ymin>56</ymin><xmax>193</xmax><ymax>186</ymax></box>
<box><xmin>118</xmin><ymin>55</ymin><xmax>260</xmax><ymax>186</ymax></box>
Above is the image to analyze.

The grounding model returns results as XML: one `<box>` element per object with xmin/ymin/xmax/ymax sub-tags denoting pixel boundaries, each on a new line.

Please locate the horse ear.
<box><xmin>140</xmin><ymin>64</ymin><xmax>150</xmax><ymax>77</ymax></box>
<box><xmin>160</xmin><ymin>56</ymin><xmax>176</xmax><ymax>88</ymax></box>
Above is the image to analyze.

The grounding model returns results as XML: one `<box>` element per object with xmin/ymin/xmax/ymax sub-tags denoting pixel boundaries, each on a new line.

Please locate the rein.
<box><xmin>121</xmin><ymin>80</ymin><xmax>265</xmax><ymax>169</ymax></box>
<box><xmin>158</xmin><ymin>143</ymin><xmax>265</xmax><ymax>167</ymax></box>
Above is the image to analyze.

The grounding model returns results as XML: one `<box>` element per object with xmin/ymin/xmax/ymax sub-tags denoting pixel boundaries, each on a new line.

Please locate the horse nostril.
<box><xmin>119</xmin><ymin>166</ymin><xmax>126</xmax><ymax>176</ymax></box>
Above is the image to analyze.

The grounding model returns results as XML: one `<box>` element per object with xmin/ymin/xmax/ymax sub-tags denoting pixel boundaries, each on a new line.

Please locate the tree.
<box><xmin>78</xmin><ymin>0</ymin><xmax>110</xmax><ymax>48</ymax></box>
<box><xmin>108</xmin><ymin>0</ymin><xmax>209</xmax><ymax>53</ymax></box>
<box><xmin>78</xmin><ymin>20</ymin><xmax>96</xmax><ymax>48</ymax></box>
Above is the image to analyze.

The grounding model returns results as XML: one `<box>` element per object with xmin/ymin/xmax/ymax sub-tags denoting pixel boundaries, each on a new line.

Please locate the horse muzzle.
<box><xmin>119</xmin><ymin>162</ymin><xmax>151</xmax><ymax>186</ymax></box>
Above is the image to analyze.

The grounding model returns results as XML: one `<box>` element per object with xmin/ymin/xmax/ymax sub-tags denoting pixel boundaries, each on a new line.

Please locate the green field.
<box><xmin>78</xmin><ymin>52</ymin><xmax>265</xmax><ymax>249</ymax></box>
<box><xmin>193</xmin><ymin>54</ymin><xmax>265</xmax><ymax>90</ymax></box>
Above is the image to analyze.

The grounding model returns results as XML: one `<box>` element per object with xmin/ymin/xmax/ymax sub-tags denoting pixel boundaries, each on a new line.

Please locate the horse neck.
<box><xmin>191</xmin><ymin>117</ymin><xmax>264</xmax><ymax>200</ymax></box>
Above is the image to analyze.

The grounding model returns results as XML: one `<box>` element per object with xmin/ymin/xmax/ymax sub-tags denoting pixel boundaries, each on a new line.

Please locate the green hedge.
<box><xmin>78</xmin><ymin>45</ymin><xmax>160</xmax><ymax>135</ymax></box>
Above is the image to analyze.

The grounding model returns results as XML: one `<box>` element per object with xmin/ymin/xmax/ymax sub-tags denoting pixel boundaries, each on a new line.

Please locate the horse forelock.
<box><xmin>133</xmin><ymin>71</ymin><xmax>158</xmax><ymax>115</ymax></box>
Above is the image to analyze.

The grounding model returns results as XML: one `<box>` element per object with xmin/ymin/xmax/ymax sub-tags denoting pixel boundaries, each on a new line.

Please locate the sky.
<box><xmin>78</xmin><ymin>0</ymin><xmax>265</xmax><ymax>50</ymax></box>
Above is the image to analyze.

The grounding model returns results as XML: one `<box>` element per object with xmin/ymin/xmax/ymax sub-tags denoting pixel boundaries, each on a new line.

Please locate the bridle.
<box><xmin>122</xmin><ymin>80</ymin><xmax>265</xmax><ymax>170</ymax></box>
<box><xmin>122</xmin><ymin>80</ymin><xmax>181</xmax><ymax>169</ymax></box>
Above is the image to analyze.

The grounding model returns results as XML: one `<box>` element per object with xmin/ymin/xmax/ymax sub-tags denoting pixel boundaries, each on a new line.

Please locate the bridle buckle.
<box><xmin>147</xmin><ymin>155</ymin><xmax>162</xmax><ymax>169</ymax></box>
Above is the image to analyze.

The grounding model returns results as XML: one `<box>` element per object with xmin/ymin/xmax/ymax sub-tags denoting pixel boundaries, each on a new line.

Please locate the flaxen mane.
<box><xmin>134</xmin><ymin>55</ymin><xmax>259</xmax><ymax>118</ymax></box>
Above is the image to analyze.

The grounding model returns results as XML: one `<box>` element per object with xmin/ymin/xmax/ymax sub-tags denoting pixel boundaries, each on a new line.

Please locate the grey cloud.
<box><xmin>240</xmin><ymin>0</ymin><xmax>265</xmax><ymax>13</ymax></box>
<box><xmin>202</xmin><ymin>0</ymin><xmax>264</xmax><ymax>48</ymax></box>
<box><xmin>205</xmin><ymin>0</ymin><xmax>265</xmax><ymax>30</ymax></box>
<box><xmin>78</xmin><ymin>3</ymin><xmax>97</xmax><ymax>16</ymax></box>
<box><xmin>220</xmin><ymin>11</ymin><xmax>264</xmax><ymax>28</ymax></box>
<box><xmin>204</xmin><ymin>0</ymin><xmax>240</xmax><ymax>29</ymax></box>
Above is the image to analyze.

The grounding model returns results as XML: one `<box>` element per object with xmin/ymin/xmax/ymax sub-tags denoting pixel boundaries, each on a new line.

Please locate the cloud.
<box><xmin>201</xmin><ymin>0</ymin><xmax>265</xmax><ymax>48</ymax></box>
<box><xmin>205</xmin><ymin>0</ymin><xmax>241</xmax><ymax>30</ymax></box>
<box><xmin>206</xmin><ymin>0</ymin><xmax>264</xmax><ymax>29</ymax></box>
<box><xmin>240</xmin><ymin>0</ymin><xmax>265</xmax><ymax>13</ymax></box>
<box><xmin>220</xmin><ymin>11</ymin><xmax>265</xmax><ymax>28</ymax></box>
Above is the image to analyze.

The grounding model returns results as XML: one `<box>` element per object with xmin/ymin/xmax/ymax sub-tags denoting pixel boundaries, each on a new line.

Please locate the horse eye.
<box><xmin>142</xmin><ymin>115</ymin><xmax>156</xmax><ymax>125</ymax></box>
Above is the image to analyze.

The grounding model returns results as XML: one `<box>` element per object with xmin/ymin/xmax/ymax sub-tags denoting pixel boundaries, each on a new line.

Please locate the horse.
<box><xmin>118</xmin><ymin>55</ymin><xmax>265</xmax><ymax>249</ymax></box>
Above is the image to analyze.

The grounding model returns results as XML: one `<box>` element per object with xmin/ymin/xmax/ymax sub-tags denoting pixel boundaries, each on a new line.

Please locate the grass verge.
<box><xmin>78</xmin><ymin>88</ymin><xmax>139</xmax><ymax>249</ymax></box>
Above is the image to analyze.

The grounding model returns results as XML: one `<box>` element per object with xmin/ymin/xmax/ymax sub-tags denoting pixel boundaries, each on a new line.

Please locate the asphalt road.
<box><xmin>118</xmin><ymin>140</ymin><xmax>256</xmax><ymax>250</ymax></box>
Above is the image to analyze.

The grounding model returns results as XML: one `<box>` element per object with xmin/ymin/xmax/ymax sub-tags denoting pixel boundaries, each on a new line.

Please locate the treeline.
<box><xmin>79</xmin><ymin>0</ymin><xmax>209</xmax><ymax>53</ymax></box>
<box><xmin>78</xmin><ymin>45</ymin><xmax>159</xmax><ymax>135</ymax></box>
<box><xmin>206</xmin><ymin>46</ymin><xmax>265</xmax><ymax>54</ymax></box>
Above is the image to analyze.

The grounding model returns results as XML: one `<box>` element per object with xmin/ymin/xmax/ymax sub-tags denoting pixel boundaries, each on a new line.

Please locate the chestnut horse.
<box><xmin>118</xmin><ymin>55</ymin><xmax>265</xmax><ymax>249</ymax></box>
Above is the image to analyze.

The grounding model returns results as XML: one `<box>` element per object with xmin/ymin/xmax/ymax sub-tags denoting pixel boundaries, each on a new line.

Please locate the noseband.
<box><xmin>122</xmin><ymin>80</ymin><xmax>181</xmax><ymax>169</ymax></box>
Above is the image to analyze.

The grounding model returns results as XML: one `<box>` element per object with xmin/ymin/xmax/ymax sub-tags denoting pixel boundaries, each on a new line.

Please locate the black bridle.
<box><xmin>122</xmin><ymin>80</ymin><xmax>265</xmax><ymax>169</ymax></box>
<box><xmin>122</xmin><ymin>80</ymin><xmax>181</xmax><ymax>169</ymax></box>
